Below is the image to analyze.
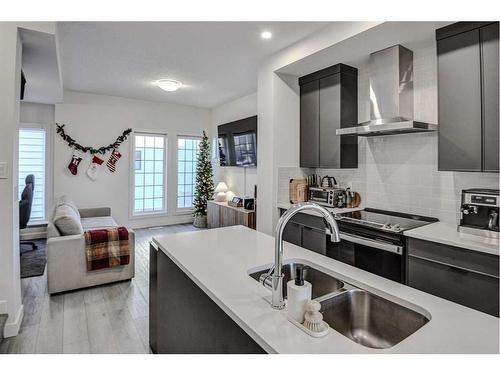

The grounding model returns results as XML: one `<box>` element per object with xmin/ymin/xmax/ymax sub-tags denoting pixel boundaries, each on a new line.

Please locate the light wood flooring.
<box><xmin>0</xmin><ymin>224</ymin><xmax>202</xmax><ymax>354</ymax></box>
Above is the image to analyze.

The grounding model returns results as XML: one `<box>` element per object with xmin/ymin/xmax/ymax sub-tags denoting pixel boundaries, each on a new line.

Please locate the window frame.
<box><xmin>18</xmin><ymin>123</ymin><xmax>53</xmax><ymax>224</ymax></box>
<box><xmin>175</xmin><ymin>133</ymin><xmax>203</xmax><ymax>214</ymax></box>
<box><xmin>129</xmin><ymin>131</ymin><xmax>168</xmax><ymax>218</ymax></box>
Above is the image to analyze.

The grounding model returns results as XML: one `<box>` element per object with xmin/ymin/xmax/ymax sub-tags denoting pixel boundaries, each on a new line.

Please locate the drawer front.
<box><xmin>301</xmin><ymin>226</ymin><xmax>326</xmax><ymax>255</ymax></box>
<box><xmin>282</xmin><ymin>221</ymin><xmax>302</xmax><ymax>247</ymax></box>
<box><xmin>408</xmin><ymin>255</ymin><xmax>499</xmax><ymax>317</ymax></box>
<box><xmin>408</xmin><ymin>238</ymin><xmax>499</xmax><ymax>277</ymax></box>
<box><xmin>286</xmin><ymin>211</ymin><xmax>326</xmax><ymax>231</ymax></box>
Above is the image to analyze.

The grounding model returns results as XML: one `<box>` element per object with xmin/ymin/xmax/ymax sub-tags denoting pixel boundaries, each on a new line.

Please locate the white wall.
<box><xmin>0</xmin><ymin>22</ymin><xmax>56</xmax><ymax>338</ymax></box>
<box><xmin>257</xmin><ymin>22</ymin><xmax>382</xmax><ymax>234</ymax></box>
<box><xmin>210</xmin><ymin>92</ymin><xmax>258</xmax><ymax>197</ymax></box>
<box><xmin>54</xmin><ymin>91</ymin><xmax>211</xmax><ymax>229</ymax></box>
<box><xmin>276</xmin><ymin>42</ymin><xmax>500</xmax><ymax>225</ymax></box>
<box><xmin>20</xmin><ymin>101</ymin><xmax>55</xmax><ymax>124</ymax></box>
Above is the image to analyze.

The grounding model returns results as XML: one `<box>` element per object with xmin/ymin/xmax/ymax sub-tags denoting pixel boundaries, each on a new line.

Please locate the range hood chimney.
<box><xmin>337</xmin><ymin>45</ymin><xmax>437</xmax><ymax>137</ymax></box>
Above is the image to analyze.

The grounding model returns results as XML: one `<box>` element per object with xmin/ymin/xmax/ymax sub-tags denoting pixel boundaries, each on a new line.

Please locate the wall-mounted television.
<box><xmin>217</xmin><ymin>115</ymin><xmax>257</xmax><ymax>167</ymax></box>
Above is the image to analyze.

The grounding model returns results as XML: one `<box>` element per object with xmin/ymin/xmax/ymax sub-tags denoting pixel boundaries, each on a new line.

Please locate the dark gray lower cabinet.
<box><xmin>280</xmin><ymin>209</ymin><xmax>328</xmax><ymax>256</ymax></box>
<box><xmin>282</xmin><ymin>221</ymin><xmax>301</xmax><ymax>247</ymax></box>
<box><xmin>301</xmin><ymin>226</ymin><xmax>326</xmax><ymax>256</ymax></box>
<box><xmin>149</xmin><ymin>243</ymin><xmax>265</xmax><ymax>354</ymax></box>
<box><xmin>407</xmin><ymin>238</ymin><xmax>499</xmax><ymax>317</ymax></box>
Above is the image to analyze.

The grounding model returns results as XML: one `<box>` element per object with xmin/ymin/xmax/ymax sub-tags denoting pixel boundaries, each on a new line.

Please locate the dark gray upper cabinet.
<box><xmin>300</xmin><ymin>80</ymin><xmax>320</xmax><ymax>167</ymax></box>
<box><xmin>481</xmin><ymin>23</ymin><xmax>499</xmax><ymax>172</ymax></box>
<box><xmin>436</xmin><ymin>22</ymin><xmax>499</xmax><ymax>172</ymax></box>
<box><xmin>299</xmin><ymin>64</ymin><xmax>358</xmax><ymax>169</ymax></box>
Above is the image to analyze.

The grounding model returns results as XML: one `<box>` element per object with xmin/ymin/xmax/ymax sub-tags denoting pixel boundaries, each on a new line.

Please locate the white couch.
<box><xmin>46</xmin><ymin>200</ymin><xmax>135</xmax><ymax>294</ymax></box>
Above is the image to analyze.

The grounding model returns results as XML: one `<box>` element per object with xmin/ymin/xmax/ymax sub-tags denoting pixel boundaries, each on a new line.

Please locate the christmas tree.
<box><xmin>193</xmin><ymin>131</ymin><xmax>215</xmax><ymax>223</ymax></box>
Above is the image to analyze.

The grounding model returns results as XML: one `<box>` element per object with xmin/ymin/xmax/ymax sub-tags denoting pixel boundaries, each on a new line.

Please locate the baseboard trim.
<box><xmin>20</xmin><ymin>226</ymin><xmax>47</xmax><ymax>240</ymax></box>
<box><xmin>0</xmin><ymin>300</ymin><xmax>7</xmax><ymax>314</ymax></box>
<box><xmin>130</xmin><ymin>215</ymin><xmax>194</xmax><ymax>230</ymax></box>
<box><xmin>3</xmin><ymin>304</ymin><xmax>24</xmax><ymax>338</ymax></box>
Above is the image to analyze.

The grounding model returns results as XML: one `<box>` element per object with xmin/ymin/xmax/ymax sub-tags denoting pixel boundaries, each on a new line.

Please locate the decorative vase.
<box><xmin>193</xmin><ymin>215</ymin><xmax>207</xmax><ymax>228</ymax></box>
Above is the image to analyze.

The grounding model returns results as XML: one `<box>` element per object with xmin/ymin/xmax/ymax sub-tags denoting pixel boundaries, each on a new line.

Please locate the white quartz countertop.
<box><xmin>404</xmin><ymin>222</ymin><xmax>499</xmax><ymax>256</ymax></box>
<box><xmin>153</xmin><ymin>226</ymin><xmax>499</xmax><ymax>354</ymax></box>
<box><xmin>277</xmin><ymin>202</ymin><xmax>363</xmax><ymax>216</ymax></box>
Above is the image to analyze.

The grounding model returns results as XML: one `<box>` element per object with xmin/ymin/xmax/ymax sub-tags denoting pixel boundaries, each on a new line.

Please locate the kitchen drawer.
<box><xmin>282</xmin><ymin>221</ymin><xmax>301</xmax><ymax>247</ymax></box>
<box><xmin>407</xmin><ymin>238</ymin><xmax>499</xmax><ymax>277</ymax></box>
<box><xmin>408</xmin><ymin>254</ymin><xmax>499</xmax><ymax>316</ymax></box>
<box><xmin>301</xmin><ymin>226</ymin><xmax>326</xmax><ymax>255</ymax></box>
<box><xmin>285</xmin><ymin>211</ymin><xmax>327</xmax><ymax>231</ymax></box>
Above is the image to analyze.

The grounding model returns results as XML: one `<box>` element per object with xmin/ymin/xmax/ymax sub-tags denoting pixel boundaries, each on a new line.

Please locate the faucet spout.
<box><xmin>266</xmin><ymin>202</ymin><xmax>341</xmax><ymax>310</ymax></box>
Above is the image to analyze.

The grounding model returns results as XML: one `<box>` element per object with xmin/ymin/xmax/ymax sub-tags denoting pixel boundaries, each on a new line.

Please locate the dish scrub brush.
<box><xmin>303</xmin><ymin>300</ymin><xmax>327</xmax><ymax>333</ymax></box>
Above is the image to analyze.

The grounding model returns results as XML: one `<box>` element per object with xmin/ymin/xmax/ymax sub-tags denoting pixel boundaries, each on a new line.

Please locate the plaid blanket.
<box><xmin>84</xmin><ymin>227</ymin><xmax>130</xmax><ymax>271</ymax></box>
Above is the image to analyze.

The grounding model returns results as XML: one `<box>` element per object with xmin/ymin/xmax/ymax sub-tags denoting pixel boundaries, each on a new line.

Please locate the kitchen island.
<box><xmin>150</xmin><ymin>225</ymin><xmax>499</xmax><ymax>354</ymax></box>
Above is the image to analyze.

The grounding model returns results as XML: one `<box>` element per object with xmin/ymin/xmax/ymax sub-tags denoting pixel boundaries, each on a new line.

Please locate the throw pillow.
<box><xmin>53</xmin><ymin>204</ymin><xmax>84</xmax><ymax>236</ymax></box>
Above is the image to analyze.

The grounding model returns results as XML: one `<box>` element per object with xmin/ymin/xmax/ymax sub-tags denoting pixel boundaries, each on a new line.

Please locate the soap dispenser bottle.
<box><xmin>287</xmin><ymin>267</ymin><xmax>312</xmax><ymax>323</ymax></box>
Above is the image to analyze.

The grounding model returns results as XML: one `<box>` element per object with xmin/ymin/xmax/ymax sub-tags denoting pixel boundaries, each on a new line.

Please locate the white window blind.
<box><xmin>133</xmin><ymin>133</ymin><xmax>166</xmax><ymax>215</ymax></box>
<box><xmin>18</xmin><ymin>128</ymin><xmax>46</xmax><ymax>221</ymax></box>
<box><xmin>177</xmin><ymin>136</ymin><xmax>201</xmax><ymax>209</ymax></box>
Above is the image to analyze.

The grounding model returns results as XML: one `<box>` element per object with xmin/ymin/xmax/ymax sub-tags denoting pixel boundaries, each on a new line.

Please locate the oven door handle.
<box><xmin>339</xmin><ymin>233</ymin><xmax>403</xmax><ymax>255</ymax></box>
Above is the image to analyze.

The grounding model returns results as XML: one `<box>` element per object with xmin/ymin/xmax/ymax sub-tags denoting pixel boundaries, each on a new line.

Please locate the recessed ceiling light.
<box><xmin>156</xmin><ymin>79</ymin><xmax>182</xmax><ymax>92</ymax></box>
<box><xmin>261</xmin><ymin>31</ymin><xmax>272</xmax><ymax>40</ymax></box>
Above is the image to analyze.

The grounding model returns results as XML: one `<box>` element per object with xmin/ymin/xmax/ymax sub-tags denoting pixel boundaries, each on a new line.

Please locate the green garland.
<box><xmin>56</xmin><ymin>123</ymin><xmax>132</xmax><ymax>155</ymax></box>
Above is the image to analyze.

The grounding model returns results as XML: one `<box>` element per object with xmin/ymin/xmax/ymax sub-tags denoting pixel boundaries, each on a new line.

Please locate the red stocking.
<box><xmin>68</xmin><ymin>150</ymin><xmax>84</xmax><ymax>175</ymax></box>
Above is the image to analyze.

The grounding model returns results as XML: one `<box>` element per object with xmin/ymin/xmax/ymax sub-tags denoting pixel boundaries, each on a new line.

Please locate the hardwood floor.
<box><xmin>0</xmin><ymin>223</ymin><xmax>202</xmax><ymax>354</ymax></box>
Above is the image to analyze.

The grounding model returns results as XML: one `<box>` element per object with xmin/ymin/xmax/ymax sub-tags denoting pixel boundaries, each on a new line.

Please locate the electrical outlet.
<box><xmin>0</xmin><ymin>162</ymin><xmax>8</xmax><ymax>179</ymax></box>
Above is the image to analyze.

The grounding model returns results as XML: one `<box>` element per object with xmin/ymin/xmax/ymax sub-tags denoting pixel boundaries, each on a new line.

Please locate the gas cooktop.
<box><xmin>336</xmin><ymin>208</ymin><xmax>438</xmax><ymax>233</ymax></box>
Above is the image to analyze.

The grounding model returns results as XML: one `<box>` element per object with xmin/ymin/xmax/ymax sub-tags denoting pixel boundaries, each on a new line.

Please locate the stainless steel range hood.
<box><xmin>337</xmin><ymin>45</ymin><xmax>437</xmax><ymax>137</ymax></box>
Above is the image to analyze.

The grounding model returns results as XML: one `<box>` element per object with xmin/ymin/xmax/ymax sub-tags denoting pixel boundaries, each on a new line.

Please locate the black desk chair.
<box><xmin>19</xmin><ymin>174</ymin><xmax>38</xmax><ymax>251</ymax></box>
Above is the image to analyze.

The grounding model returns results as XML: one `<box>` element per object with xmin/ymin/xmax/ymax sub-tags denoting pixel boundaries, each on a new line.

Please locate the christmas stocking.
<box><xmin>106</xmin><ymin>149</ymin><xmax>122</xmax><ymax>172</ymax></box>
<box><xmin>86</xmin><ymin>155</ymin><xmax>104</xmax><ymax>181</ymax></box>
<box><xmin>68</xmin><ymin>150</ymin><xmax>84</xmax><ymax>175</ymax></box>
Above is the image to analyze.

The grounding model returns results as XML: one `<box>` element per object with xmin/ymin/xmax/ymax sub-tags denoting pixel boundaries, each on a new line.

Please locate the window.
<box><xmin>177</xmin><ymin>136</ymin><xmax>201</xmax><ymax>209</ymax></box>
<box><xmin>132</xmin><ymin>133</ymin><xmax>166</xmax><ymax>215</ymax></box>
<box><xmin>233</xmin><ymin>131</ymin><xmax>257</xmax><ymax>166</ymax></box>
<box><xmin>18</xmin><ymin>128</ymin><xmax>46</xmax><ymax>222</ymax></box>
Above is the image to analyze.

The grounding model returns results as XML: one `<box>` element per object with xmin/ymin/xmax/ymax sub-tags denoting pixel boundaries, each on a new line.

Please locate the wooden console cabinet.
<box><xmin>207</xmin><ymin>201</ymin><xmax>256</xmax><ymax>230</ymax></box>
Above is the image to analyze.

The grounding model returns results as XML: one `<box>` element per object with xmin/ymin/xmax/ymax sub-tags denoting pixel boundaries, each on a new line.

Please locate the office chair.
<box><xmin>19</xmin><ymin>174</ymin><xmax>38</xmax><ymax>251</ymax></box>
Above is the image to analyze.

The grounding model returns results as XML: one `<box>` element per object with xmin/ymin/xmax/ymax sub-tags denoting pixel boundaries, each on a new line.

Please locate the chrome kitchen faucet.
<box><xmin>261</xmin><ymin>202</ymin><xmax>341</xmax><ymax>309</ymax></box>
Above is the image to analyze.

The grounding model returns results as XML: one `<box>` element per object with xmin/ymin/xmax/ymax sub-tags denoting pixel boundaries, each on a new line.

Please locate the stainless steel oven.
<box><xmin>327</xmin><ymin>227</ymin><xmax>405</xmax><ymax>283</ymax></box>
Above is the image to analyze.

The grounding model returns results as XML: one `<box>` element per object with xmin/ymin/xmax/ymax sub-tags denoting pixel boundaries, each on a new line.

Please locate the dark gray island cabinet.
<box><xmin>149</xmin><ymin>242</ymin><xmax>265</xmax><ymax>354</ymax></box>
<box><xmin>436</xmin><ymin>22</ymin><xmax>499</xmax><ymax>172</ymax></box>
<box><xmin>407</xmin><ymin>238</ymin><xmax>499</xmax><ymax>317</ymax></box>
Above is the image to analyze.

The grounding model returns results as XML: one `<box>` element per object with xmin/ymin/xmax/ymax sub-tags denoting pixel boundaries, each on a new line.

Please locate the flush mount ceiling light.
<box><xmin>260</xmin><ymin>31</ymin><xmax>272</xmax><ymax>40</ymax></box>
<box><xmin>156</xmin><ymin>79</ymin><xmax>182</xmax><ymax>92</ymax></box>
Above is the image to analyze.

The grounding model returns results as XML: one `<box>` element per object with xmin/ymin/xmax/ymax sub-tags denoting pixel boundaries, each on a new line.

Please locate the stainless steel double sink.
<box><xmin>248</xmin><ymin>261</ymin><xmax>430</xmax><ymax>349</ymax></box>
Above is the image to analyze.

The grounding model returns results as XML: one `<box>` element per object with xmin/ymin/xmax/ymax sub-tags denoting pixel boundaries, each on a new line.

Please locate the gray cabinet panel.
<box><xmin>300</xmin><ymin>80</ymin><xmax>320</xmax><ymax>167</ymax></box>
<box><xmin>149</xmin><ymin>244</ymin><xmax>158</xmax><ymax>353</ymax></box>
<box><xmin>437</xmin><ymin>29</ymin><xmax>482</xmax><ymax>171</ymax></box>
<box><xmin>408</xmin><ymin>255</ymin><xmax>499</xmax><ymax>317</ymax></box>
<box><xmin>153</xmin><ymin>246</ymin><xmax>265</xmax><ymax>353</ymax></box>
<box><xmin>408</xmin><ymin>238</ymin><xmax>499</xmax><ymax>277</ymax></box>
<box><xmin>282</xmin><ymin>221</ymin><xmax>301</xmax><ymax>247</ymax></box>
<box><xmin>319</xmin><ymin>74</ymin><xmax>341</xmax><ymax>168</ymax></box>
<box><xmin>301</xmin><ymin>226</ymin><xmax>327</xmax><ymax>255</ymax></box>
<box><xmin>481</xmin><ymin>23</ymin><xmax>499</xmax><ymax>172</ymax></box>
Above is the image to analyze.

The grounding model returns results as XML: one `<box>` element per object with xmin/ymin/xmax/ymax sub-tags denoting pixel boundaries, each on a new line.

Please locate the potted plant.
<box><xmin>193</xmin><ymin>131</ymin><xmax>214</xmax><ymax>228</ymax></box>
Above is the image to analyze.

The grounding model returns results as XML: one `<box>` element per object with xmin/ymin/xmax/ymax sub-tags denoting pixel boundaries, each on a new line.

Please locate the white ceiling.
<box><xmin>57</xmin><ymin>22</ymin><xmax>329</xmax><ymax>108</ymax></box>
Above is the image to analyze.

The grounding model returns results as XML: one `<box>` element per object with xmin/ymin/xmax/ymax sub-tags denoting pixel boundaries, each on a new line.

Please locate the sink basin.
<box><xmin>320</xmin><ymin>289</ymin><xmax>429</xmax><ymax>349</ymax></box>
<box><xmin>248</xmin><ymin>261</ymin><xmax>345</xmax><ymax>299</ymax></box>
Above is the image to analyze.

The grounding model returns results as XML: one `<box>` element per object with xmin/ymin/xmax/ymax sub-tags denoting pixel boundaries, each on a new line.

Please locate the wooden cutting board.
<box><xmin>289</xmin><ymin>178</ymin><xmax>308</xmax><ymax>204</ymax></box>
